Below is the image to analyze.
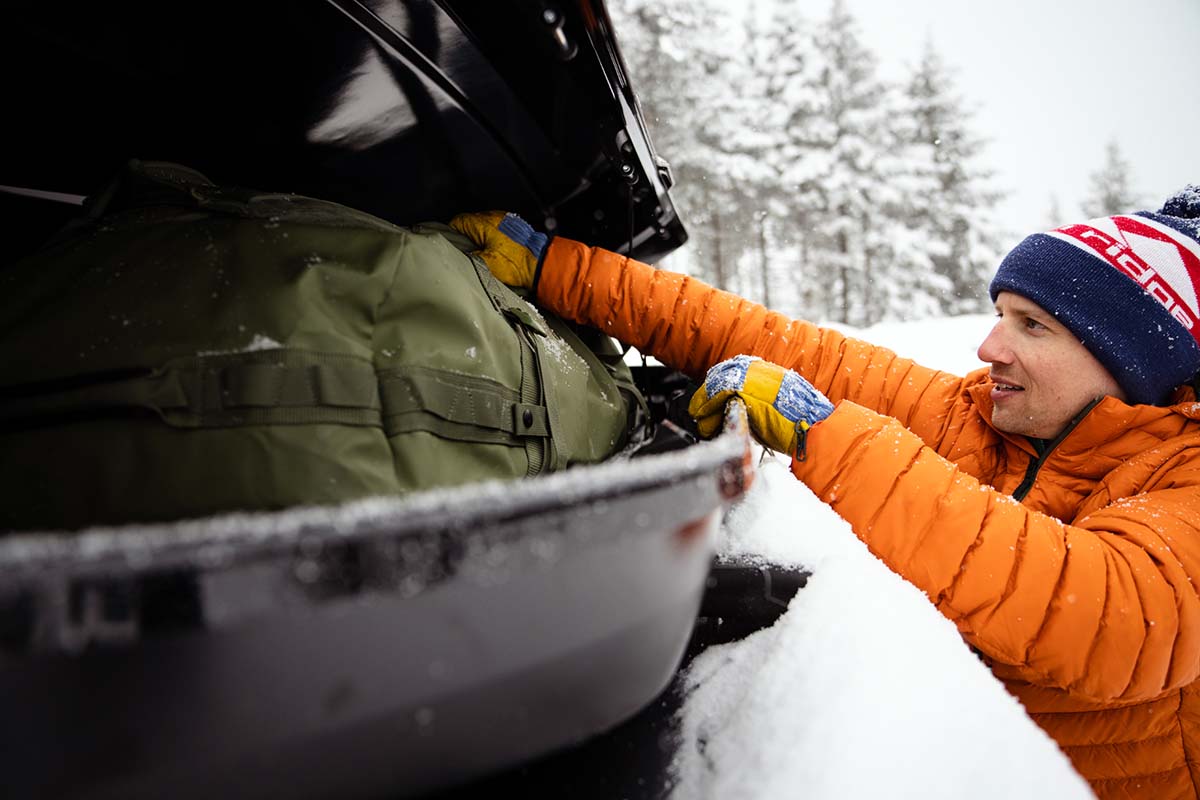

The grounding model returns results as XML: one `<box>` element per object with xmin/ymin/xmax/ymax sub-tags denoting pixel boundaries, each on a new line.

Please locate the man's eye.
<box><xmin>1024</xmin><ymin>318</ymin><xmax>1046</xmax><ymax>331</ymax></box>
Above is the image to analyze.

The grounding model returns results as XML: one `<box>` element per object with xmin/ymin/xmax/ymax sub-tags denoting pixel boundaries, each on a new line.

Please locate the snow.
<box><xmin>701</xmin><ymin>355</ymin><xmax>756</xmax><ymax>394</ymax></box>
<box><xmin>855</xmin><ymin>312</ymin><xmax>994</xmax><ymax>373</ymax></box>
<box><xmin>197</xmin><ymin>333</ymin><xmax>283</xmax><ymax>356</ymax></box>
<box><xmin>669</xmin><ymin>312</ymin><xmax>1095</xmax><ymax>799</ymax></box>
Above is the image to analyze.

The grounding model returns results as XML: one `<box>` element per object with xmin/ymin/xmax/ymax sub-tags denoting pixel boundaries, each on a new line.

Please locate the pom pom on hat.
<box><xmin>990</xmin><ymin>185</ymin><xmax>1200</xmax><ymax>406</ymax></box>
<box><xmin>1160</xmin><ymin>184</ymin><xmax>1200</xmax><ymax>220</ymax></box>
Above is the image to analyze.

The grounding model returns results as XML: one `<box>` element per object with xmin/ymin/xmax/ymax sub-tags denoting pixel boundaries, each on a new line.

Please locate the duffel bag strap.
<box><xmin>379</xmin><ymin>365</ymin><xmax>550</xmax><ymax>446</ymax></box>
<box><xmin>465</xmin><ymin>255</ymin><xmax>554</xmax><ymax>473</ymax></box>
<box><xmin>0</xmin><ymin>349</ymin><xmax>382</xmax><ymax>430</ymax></box>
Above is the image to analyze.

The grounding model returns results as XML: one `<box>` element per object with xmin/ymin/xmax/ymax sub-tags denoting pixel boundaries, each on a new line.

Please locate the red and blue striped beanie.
<box><xmin>990</xmin><ymin>186</ymin><xmax>1200</xmax><ymax>406</ymax></box>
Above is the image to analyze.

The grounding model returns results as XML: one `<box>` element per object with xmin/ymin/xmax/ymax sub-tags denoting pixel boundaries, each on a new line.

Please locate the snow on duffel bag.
<box><xmin>0</xmin><ymin>160</ymin><xmax>643</xmax><ymax>532</ymax></box>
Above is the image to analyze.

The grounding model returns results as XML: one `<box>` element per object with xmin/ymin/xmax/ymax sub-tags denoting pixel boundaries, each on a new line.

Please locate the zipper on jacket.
<box><xmin>1010</xmin><ymin>397</ymin><xmax>1101</xmax><ymax>502</ymax></box>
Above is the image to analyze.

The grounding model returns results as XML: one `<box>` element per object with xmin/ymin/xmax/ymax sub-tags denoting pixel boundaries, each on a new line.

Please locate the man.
<box><xmin>451</xmin><ymin>188</ymin><xmax>1200</xmax><ymax>799</ymax></box>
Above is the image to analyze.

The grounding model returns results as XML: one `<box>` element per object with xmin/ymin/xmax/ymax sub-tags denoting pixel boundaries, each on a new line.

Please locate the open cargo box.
<box><xmin>0</xmin><ymin>0</ymin><xmax>807</xmax><ymax>796</ymax></box>
<box><xmin>0</xmin><ymin>403</ymin><xmax>753</xmax><ymax>799</ymax></box>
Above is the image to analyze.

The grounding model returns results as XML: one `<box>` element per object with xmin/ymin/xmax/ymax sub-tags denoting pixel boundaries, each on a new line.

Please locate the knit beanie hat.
<box><xmin>990</xmin><ymin>185</ymin><xmax>1200</xmax><ymax>405</ymax></box>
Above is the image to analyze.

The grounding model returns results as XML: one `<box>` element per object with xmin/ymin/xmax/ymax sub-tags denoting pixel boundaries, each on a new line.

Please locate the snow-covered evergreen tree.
<box><xmin>1082</xmin><ymin>139</ymin><xmax>1140</xmax><ymax>217</ymax></box>
<box><xmin>1043</xmin><ymin>193</ymin><xmax>1065</xmax><ymax>229</ymax></box>
<box><xmin>777</xmin><ymin>0</ymin><xmax>898</xmax><ymax>326</ymax></box>
<box><xmin>695</xmin><ymin>6</ymin><xmax>780</xmax><ymax>302</ymax></box>
<box><xmin>607</xmin><ymin>0</ymin><xmax>1007</xmax><ymax>325</ymax></box>
<box><xmin>894</xmin><ymin>40</ymin><xmax>1005</xmax><ymax>316</ymax></box>
<box><xmin>609</xmin><ymin>0</ymin><xmax>770</xmax><ymax>292</ymax></box>
<box><xmin>742</xmin><ymin>0</ymin><xmax>818</xmax><ymax>317</ymax></box>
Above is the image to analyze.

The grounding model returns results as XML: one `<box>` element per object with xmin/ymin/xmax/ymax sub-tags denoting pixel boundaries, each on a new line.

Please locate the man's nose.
<box><xmin>976</xmin><ymin>323</ymin><xmax>1010</xmax><ymax>364</ymax></box>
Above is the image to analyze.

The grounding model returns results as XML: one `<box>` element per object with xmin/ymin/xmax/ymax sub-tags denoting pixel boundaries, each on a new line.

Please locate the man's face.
<box><xmin>976</xmin><ymin>292</ymin><xmax>1126</xmax><ymax>439</ymax></box>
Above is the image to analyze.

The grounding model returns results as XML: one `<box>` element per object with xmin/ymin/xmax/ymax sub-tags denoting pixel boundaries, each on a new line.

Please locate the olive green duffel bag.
<box><xmin>0</xmin><ymin>161</ymin><xmax>644</xmax><ymax>532</ymax></box>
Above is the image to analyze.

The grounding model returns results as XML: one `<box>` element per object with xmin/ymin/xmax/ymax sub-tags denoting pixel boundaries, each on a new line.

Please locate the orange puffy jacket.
<box><xmin>537</xmin><ymin>237</ymin><xmax>1200</xmax><ymax>799</ymax></box>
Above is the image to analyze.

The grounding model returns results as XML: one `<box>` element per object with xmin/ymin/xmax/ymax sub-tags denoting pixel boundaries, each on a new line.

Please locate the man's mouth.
<box><xmin>990</xmin><ymin>376</ymin><xmax>1025</xmax><ymax>395</ymax></box>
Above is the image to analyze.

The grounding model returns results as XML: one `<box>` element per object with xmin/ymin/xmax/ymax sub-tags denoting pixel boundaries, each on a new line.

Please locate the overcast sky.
<box><xmin>833</xmin><ymin>0</ymin><xmax>1200</xmax><ymax>247</ymax></box>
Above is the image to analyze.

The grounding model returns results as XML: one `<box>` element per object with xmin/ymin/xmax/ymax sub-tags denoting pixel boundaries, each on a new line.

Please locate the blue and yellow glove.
<box><xmin>449</xmin><ymin>211</ymin><xmax>549</xmax><ymax>290</ymax></box>
<box><xmin>689</xmin><ymin>355</ymin><xmax>834</xmax><ymax>460</ymax></box>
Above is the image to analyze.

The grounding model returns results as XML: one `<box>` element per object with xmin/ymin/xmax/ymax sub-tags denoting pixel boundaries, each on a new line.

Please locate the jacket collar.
<box><xmin>967</xmin><ymin>378</ymin><xmax>1200</xmax><ymax>459</ymax></box>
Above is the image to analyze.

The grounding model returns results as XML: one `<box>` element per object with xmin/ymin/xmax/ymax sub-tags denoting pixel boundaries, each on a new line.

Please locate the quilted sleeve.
<box><xmin>794</xmin><ymin>400</ymin><xmax>1200</xmax><ymax>704</ymax></box>
<box><xmin>536</xmin><ymin>238</ymin><xmax>971</xmax><ymax>443</ymax></box>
